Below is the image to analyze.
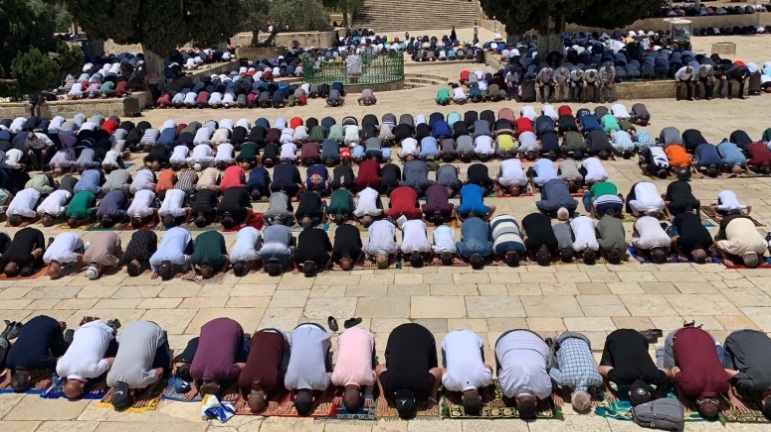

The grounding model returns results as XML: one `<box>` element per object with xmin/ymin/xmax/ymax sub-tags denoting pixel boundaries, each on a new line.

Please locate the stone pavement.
<box><xmin>4</xmin><ymin>33</ymin><xmax>771</xmax><ymax>431</ymax></box>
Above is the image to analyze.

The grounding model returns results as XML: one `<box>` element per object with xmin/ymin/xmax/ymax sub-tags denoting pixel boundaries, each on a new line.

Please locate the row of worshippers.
<box><xmin>3</xmin><ymin>316</ymin><xmax>771</xmax><ymax>422</ymax></box>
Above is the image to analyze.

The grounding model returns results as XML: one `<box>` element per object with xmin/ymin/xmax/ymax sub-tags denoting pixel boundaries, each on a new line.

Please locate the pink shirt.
<box><xmin>331</xmin><ymin>327</ymin><xmax>375</xmax><ymax>386</ymax></box>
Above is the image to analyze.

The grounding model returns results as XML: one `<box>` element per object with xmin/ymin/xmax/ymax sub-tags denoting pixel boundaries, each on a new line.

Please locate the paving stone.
<box><xmin>522</xmin><ymin>296</ymin><xmax>583</xmax><ymax>317</ymax></box>
<box><xmin>5</xmin><ymin>397</ymin><xmax>90</xmax><ymax>421</ymax></box>
<box><xmin>466</xmin><ymin>296</ymin><xmax>525</xmax><ymax>318</ymax></box>
<box><xmin>412</xmin><ymin>296</ymin><xmax>466</xmax><ymax>318</ymax></box>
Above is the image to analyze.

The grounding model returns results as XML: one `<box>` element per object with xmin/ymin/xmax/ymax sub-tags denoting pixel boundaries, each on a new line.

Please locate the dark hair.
<box><xmin>216</xmin><ymin>161</ymin><xmax>227</xmax><ymax>171</ymax></box>
<box><xmin>432</xmin><ymin>212</ymin><xmax>444</xmax><ymax>226</ymax></box>
<box><xmin>763</xmin><ymin>164</ymin><xmax>771</xmax><ymax>175</ymax></box>
<box><xmin>536</xmin><ymin>249</ymin><xmax>551</xmax><ymax>266</ymax></box>
<box><xmin>263</xmin><ymin>158</ymin><xmax>275</xmax><ymax>168</ymax></box>
<box><xmin>199</xmin><ymin>262</ymin><xmax>214</xmax><ymax>278</ymax></box>
<box><xmin>295</xmin><ymin>389</ymin><xmax>314</xmax><ymax>416</ymax></box>
<box><xmin>10</xmin><ymin>370</ymin><xmax>30</xmax><ymax>392</ymax></box>
<box><xmin>442</xmin><ymin>153</ymin><xmax>454</xmax><ymax>163</ymax></box>
<box><xmin>657</xmin><ymin>168</ymin><xmax>669</xmax><ymax>179</ymax></box>
<box><xmin>622</xmin><ymin>150</ymin><xmax>632</xmax><ymax>159</ymax></box>
<box><xmin>697</xmin><ymin>399</ymin><xmax>720</xmax><ymax>419</ymax></box>
<box><xmin>583</xmin><ymin>249</ymin><xmax>597</xmax><ymax>265</ymax></box>
<box><xmin>650</xmin><ymin>247</ymin><xmax>668</xmax><ymax>264</ymax></box>
<box><xmin>266</xmin><ymin>261</ymin><xmax>282</xmax><ymax>276</ymax></box>
<box><xmin>130</xmin><ymin>217</ymin><xmax>142</xmax><ymax>228</ymax></box>
<box><xmin>409</xmin><ymin>254</ymin><xmax>424</xmax><ymax>268</ymax></box>
<box><xmin>325</xmin><ymin>157</ymin><xmax>335</xmax><ymax>167</ymax></box>
<box><xmin>127</xmin><ymin>261</ymin><xmax>141</xmax><ymax>277</ymax></box>
<box><xmin>469</xmin><ymin>253</ymin><xmax>484</xmax><ymax>270</ymax></box>
<box><xmin>303</xmin><ymin>260</ymin><xmax>317</xmax><ymax>277</ymax></box>
<box><xmin>559</xmin><ymin>248</ymin><xmax>574</xmax><ymax>263</ymax></box>
<box><xmin>20</xmin><ymin>266</ymin><xmax>35</xmax><ymax>277</ymax></box>
<box><xmin>607</xmin><ymin>249</ymin><xmax>622</xmax><ymax>265</ymax></box>
<box><xmin>343</xmin><ymin>385</ymin><xmax>362</xmax><ymax>413</ymax></box>
<box><xmin>567</xmin><ymin>180</ymin><xmax>578</xmax><ymax>193</ymax></box>
<box><xmin>251</xmin><ymin>189</ymin><xmax>262</xmax><ymax>200</ymax></box>
<box><xmin>195</xmin><ymin>214</ymin><xmax>208</xmax><ymax>228</ymax></box>
<box><xmin>158</xmin><ymin>260</ymin><xmax>173</xmax><ymax>280</ymax></box>
<box><xmin>547</xmin><ymin>151</ymin><xmax>557</xmax><ymax>161</ymax></box>
<box><xmin>706</xmin><ymin>165</ymin><xmax>719</xmax><ymax>178</ymax></box>
<box><xmin>200</xmin><ymin>381</ymin><xmax>219</xmax><ymax>396</ymax></box>
<box><xmin>162</xmin><ymin>214</ymin><xmax>176</xmax><ymax>228</ymax></box>
<box><xmin>232</xmin><ymin>261</ymin><xmax>247</xmax><ymax>277</ymax></box>
<box><xmin>101</xmin><ymin>216</ymin><xmax>115</xmax><ymax>228</ymax></box>
<box><xmin>221</xmin><ymin>215</ymin><xmax>235</xmax><ymax>229</ymax></box>
<box><xmin>460</xmin><ymin>153</ymin><xmax>472</xmax><ymax>163</ymax></box>
<box><xmin>440</xmin><ymin>251</ymin><xmax>453</xmax><ymax>265</ymax></box>
<box><xmin>505</xmin><ymin>251</ymin><xmax>520</xmax><ymax>267</ymax></box>
<box><xmin>598</xmin><ymin>149</ymin><xmax>609</xmax><ymax>160</ymax></box>
<box><xmin>333</xmin><ymin>214</ymin><xmax>345</xmax><ymax>225</ymax></box>
<box><xmin>67</xmin><ymin>217</ymin><xmax>79</xmax><ymax>228</ymax></box>
<box><xmin>462</xmin><ymin>391</ymin><xmax>482</xmax><ymax>416</ymax></box>
<box><xmin>517</xmin><ymin>397</ymin><xmax>537</xmax><ymax>419</ymax></box>
<box><xmin>762</xmin><ymin>396</ymin><xmax>771</xmax><ymax>419</ymax></box>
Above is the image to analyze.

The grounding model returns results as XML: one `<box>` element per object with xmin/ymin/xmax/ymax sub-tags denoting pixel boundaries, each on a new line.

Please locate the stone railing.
<box><xmin>0</xmin><ymin>91</ymin><xmax>152</xmax><ymax>119</ymax></box>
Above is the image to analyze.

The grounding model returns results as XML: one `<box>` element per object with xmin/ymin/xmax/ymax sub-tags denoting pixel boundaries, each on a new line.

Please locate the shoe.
<box><xmin>683</xmin><ymin>320</ymin><xmax>696</xmax><ymax>328</ymax></box>
<box><xmin>1</xmin><ymin>321</ymin><xmax>22</xmax><ymax>340</ymax></box>
<box><xmin>545</xmin><ymin>337</ymin><xmax>554</xmax><ymax>347</ymax></box>
<box><xmin>63</xmin><ymin>329</ymin><xmax>74</xmax><ymax>345</ymax></box>
<box><xmin>343</xmin><ymin>317</ymin><xmax>362</xmax><ymax>329</ymax></box>
<box><xmin>107</xmin><ymin>319</ymin><xmax>121</xmax><ymax>332</ymax></box>
<box><xmin>327</xmin><ymin>316</ymin><xmax>339</xmax><ymax>332</ymax></box>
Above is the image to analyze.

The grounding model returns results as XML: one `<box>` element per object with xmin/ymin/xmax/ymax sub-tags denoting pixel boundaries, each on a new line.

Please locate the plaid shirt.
<box><xmin>549</xmin><ymin>338</ymin><xmax>603</xmax><ymax>392</ymax></box>
<box><xmin>174</xmin><ymin>170</ymin><xmax>198</xmax><ymax>194</ymax></box>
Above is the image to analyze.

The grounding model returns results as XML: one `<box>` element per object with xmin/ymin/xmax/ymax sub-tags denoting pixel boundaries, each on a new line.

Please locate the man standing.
<box><xmin>441</xmin><ymin>330</ymin><xmax>493</xmax><ymax>416</ymax></box>
<box><xmin>106</xmin><ymin>321</ymin><xmax>169</xmax><ymax>410</ymax></box>
<box><xmin>284</xmin><ymin>323</ymin><xmax>332</xmax><ymax>416</ymax></box>
<box><xmin>376</xmin><ymin>323</ymin><xmax>443</xmax><ymax>419</ymax></box>
<box><xmin>331</xmin><ymin>326</ymin><xmax>376</xmax><ymax>413</ymax></box>
<box><xmin>495</xmin><ymin>330</ymin><xmax>551</xmax><ymax>419</ymax></box>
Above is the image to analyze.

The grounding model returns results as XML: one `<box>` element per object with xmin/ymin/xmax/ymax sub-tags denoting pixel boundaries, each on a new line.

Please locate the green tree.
<box><xmin>11</xmin><ymin>48</ymin><xmax>60</xmax><ymax>96</ymax></box>
<box><xmin>323</xmin><ymin>0</ymin><xmax>364</xmax><ymax>27</ymax></box>
<box><xmin>240</xmin><ymin>0</ymin><xmax>271</xmax><ymax>46</ymax></box>
<box><xmin>480</xmin><ymin>0</ymin><xmax>663</xmax><ymax>57</ymax></box>
<box><xmin>264</xmin><ymin>0</ymin><xmax>330</xmax><ymax>46</ymax></box>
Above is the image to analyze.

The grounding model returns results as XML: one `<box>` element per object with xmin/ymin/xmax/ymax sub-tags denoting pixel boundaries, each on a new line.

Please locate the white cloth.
<box><xmin>193</xmin><ymin>128</ymin><xmax>213</xmax><ymax>145</ymax></box>
<box><xmin>498</xmin><ymin>159</ymin><xmax>528</xmax><ymax>186</ymax></box>
<box><xmin>716</xmin><ymin>217</ymin><xmax>767</xmax><ymax>257</ymax></box>
<box><xmin>3</xmin><ymin>148</ymin><xmax>23</xmax><ymax>169</ymax></box>
<box><xmin>158</xmin><ymin>189</ymin><xmax>186</xmax><ymax>217</ymax></box>
<box><xmin>611</xmin><ymin>103</ymin><xmax>631</xmax><ymax>119</ymax></box>
<box><xmin>211</xmin><ymin>128</ymin><xmax>230</xmax><ymax>146</ymax></box>
<box><xmin>474</xmin><ymin>135</ymin><xmax>494</xmax><ymax>155</ymax></box>
<box><xmin>520</xmin><ymin>106</ymin><xmax>537</xmax><ymax>122</ymax></box>
<box><xmin>37</xmin><ymin>190</ymin><xmax>71</xmax><ymax>216</ymax></box>
<box><xmin>399</xmin><ymin>138</ymin><xmax>419</xmax><ymax>157</ymax></box>
<box><xmin>453</xmin><ymin>88</ymin><xmax>466</xmax><ymax>100</ymax></box>
<box><xmin>170</xmin><ymin>145</ymin><xmax>190</xmax><ymax>164</ymax></box>
<box><xmin>629</xmin><ymin>182</ymin><xmax>664</xmax><ymax>215</ymax></box>
<box><xmin>130</xmin><ymin>168</ymin><xmax>156</xmax><ymax>194</ymax></box>
<box><xmin>363</xmin><ymin>220</ymin><xmax>398</xmax><ymax>256</ymax></box>
<box><xmin>162</xmin><ymin>119</ymin><xmax>176</xmax><ymax>130</ymax></box>
<box><xmin>214</xmin><ymin>143</ymin><xmax>235</xmax><ymax>164</ymax></box>
<box><xmin>293</xmin><ymin>126</ymin><xmax>309</xmax><ymax>142</ymax></box>
<box><xmin>353</xmin><ymin>187</ymin><xmax>382</xmax><ymax>217</ymax></box>
<box><xmin>56</xmin><ymin>320</ymin><xmax>114</xmax><ymax>382</ymax></box>
<box><xmin>441</xmin><ymin>330</ymin><xmax>492</xmax><ymax>392</ymax></box>
<box><xmin>102</xmin><ymin>150</ymin><xmax>121</xmax><ymax>168</ymax></box>
<box><xmin>649</xmin><ymin>146</ymin><xmax>670</xmax><ymax>167</ymax></box>
<box><xmin>127</xmin><ymin>189</ymin><xmax>156</xmax><ymax>218</ymax></box>
<box><xmin>632</xmin><ymin>216</ymin><xmax>671</xmax><ymax>249</ymax></box>
<box><xmin>571</xmin><ymin>216</ymin><xmax>600</xmax><ymax>252</ymax></box>
<box><xmin>280</xmin><ymin>128</ymin><xmax>295</xmax><ymax>145</ymax></box>
<box><xmin>675</xmin><ymin>66</ymin><xmax>695</xmax><ymax>81</ymax></box>
<box><xmin>432</xmin><ymin>225</ymin><xmax>457</xmax><ymax>253</ymax></box>
<box><xmin>517</xmin><ymin>132</ymin><xmax>539</xmax><ymax>155</ymax></box>
<box><xmin>582</xmin><ymin>157</ymin><xmax>609</xmax><ymax>183</ymax></box>
<box><xmin>189</xmin><ymin>144</ymin><xmax>215</xmax><ymax>167</ymax></box>
<box><xmin>7</xmin><ymin>188</ymin><xmax>40</xmax><ymax>218</ymax></box>
<box><xmin>43</xmin><ymin>232</ymin><xmax>84</xmax><ymax>264</ymax></box>
<box><xmin>230</xmin><ymin>226</ymin><xmax>262</xmax><ymax>262</ymax></box>
<box><xmin>542</xmin><ymin>105</ymin><xmax>558</xmax><ymax>121</ymax></box>
<box><xmin>397</xmin><ymin>217</ymin><xmax>431</xmax><ymax>253</ymax></box>
<box><xmin>344</xmin><ymin>125</ymin><xmax>361</xmax><ymax>146</ymax></box>
<box><xmin>150</xmin><ymin>227</ymin><xmax>192</xmax><ymax>272</ymax></box>
<box><xmin>495</xmin><ymin>330</ymin><xmax>551</xmax><ymax>399</ymax></box>
<box><xmin>717</xmin><ymin>190</ymin><xmax>746</xmax><ymax>211</ymax></box>
<box><xmin>280</xmin><ymin>143</ymin><xmax>298</xmax><ymax>161</ymax></box>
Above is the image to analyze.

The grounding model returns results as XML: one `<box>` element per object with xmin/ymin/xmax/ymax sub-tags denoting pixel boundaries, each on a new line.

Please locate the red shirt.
<box><xmin>176</xmin><ymin>123</ymin><xmax>187</xmax><ymax>134</ymax></box>
<box><xmin>514</xmin><ymin>117</ymin><xmax>534</xmax><ymax>138</ymax></box>
<box><xmin>673</xmin><ymin>327</ymin><xmax>730</xmax><ymax>397</ymax></box>
<box><xmin>219</xmin><ymin>165</ymin><xmax>246</xmax><ymax>190</ymax></box>
<box><xmin>290</xmin><ymin>117</ymin><xmax>303</xmax><ymax>129</ymax></box>
<box><xmin>191</xmin><ymin>318</ymin><xmax>243</xmax><ymax>382</ymax></box>
<box><xmin>237</xmin><ymin>330</ymin><xmax>289</xmax><ymax>399</ymax></box>
<box><xmin>389</xmin><ymin>186</ymin><xmax>418</xmax><ymax>213</ymax></box>
<box><xmin>357</xmin><ymin>159</ymin><xmax>381</xmax><ymax>186</ymax></box>
<box><xmin>101</xmin><ymin>119</ymin><xmax>119</xmax><ymax>135</ymax></box>
<box><xmin>558</xmin><ymin>105</ymin><xmax>573</xmax><ymax>117</ymax></box>
<box><xmin>746</xmin><ymin>142</ymin><xmax>771</xmax><ymax>166</ymax></box>
<box><xmin>460</xmin><ymin>70</ymin><xmax>470</xmax><ymax>83</ymax></box>
<box><xmin>300</xmin><ymin>142</ymin><xmax>319</xmax><ymax>160</ymax></box>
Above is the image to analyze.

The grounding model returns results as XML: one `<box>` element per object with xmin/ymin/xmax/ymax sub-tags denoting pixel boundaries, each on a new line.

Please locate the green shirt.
<box><xmin>236</xmin><ymin>142</ymin><xmax>258</xmax><ymax>162</ymax></box>
<box><xmin>591</xmin><ymin>181</ymin><xmax>617</xmax><ymax>198</ymax></box>
<box><xmin>66</xmin><ymin>190</ymin><xmax>96</xmax><ymax>219</ymax></box>
<box><xmin>601</xmin><ymin>115</ymin><xmax>620</xmax><ymax>133</ymax></box>
<box><xmin>191</xmin><ymin>231</ymin><xmax>227</xmax><ymax>268</ymax></box>
<box><xmin>25</xmin><ymin>174</ymin><xmax>54</xmax><ymax>195</ymax></box>
<box><xmin>100</xmin><ymin>81</ymin><xmax>115</xmax><ymax>92</ymax></box>
<box><xmin>597</xmin><ymin>214</ymin><xmax>626</xmax><ymax>253</ymax></box>
<box><xmin>327</xmin><ymin>189</ymin><xmax>355</xmax><ymax>214</ymax></box>
<box><xmin>437</xmin><ymin>88</ymin><xmax>450</xmax><ymax>100</ymax></box>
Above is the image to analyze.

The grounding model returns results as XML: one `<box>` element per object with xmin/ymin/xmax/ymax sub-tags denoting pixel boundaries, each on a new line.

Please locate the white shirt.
<box><xmin>675</xmin><ymin>66</ymin><xmax>695</xmax><ymax>81</ymax></box>
<box><xmin>432</xmin><ymin>225</ymin><xmax>457</xmax><ymax>253</ymax></box>
<box><xmin>276</xmin><ymin>128</ymin><xmax>293</xmax><ymax>145</ymax></box>
<box><xmin>542</xmin><ymin>105</ymin><xmax>558</xmax><ymax>121</ymax></box>
<box><xmin>158</xmin><ymin>189</ymin><xmax>186</xmax><ymax>217</ymax></box>
<box><xmin>150</xmin><ymin>227</ymin><xmax>192</xmax><ymax>271</ymax></box>
<box><xmin>9</xmin><ymin>117</ymin><xmax>25</xmax><ymax>134</ymax></box>
<box><xmin>517</xmin><ymin>132</ymin><xmax>539</xmax><ymax>154</ymax></box>
<box><xmin>193</xmin><ymin>127</ymin><xmax>213</xmax><ymax>145</ymax></box>
<box><xmin>127</xmin><ymin>189</ymin><xmax>156</xmax><ymax>218</ymax></box>
<box><xmin>453</xmin><ymin>88</ymin><xmax>467</xmax><ymax>100</ymax></box>
<box><xmin>611</xmin><ymin>103</ymin><xmax>631</xmax><ymax>119</ymax></box>
<box><xmin>441</xmin><ymin>330</ymin><xmax>492</xmax><ymax>392</ymax></box>
<box><xmin>209</xmin><ymin>92</ymin><xmax>223</xmax><ymax>105</ymax></box>
<box><xmin>131</xmin><ymin>168</ymin><xmax>156</xmax><ymax>192</ymax></box>
<box><xmin>230</xmin><ymin>226</ymin><xmax>262</xmax><ymax>262</ymax></box>
<box><xmin>7</xmin><ymin>188</ymin><xmax>40</xmax><ymax>218</ymax></box>
<box><xmin>3</xmin><ymin>148</ymin><xmax>24</xmax><ymax>169</ymax></box>
<box><xmin>415</xmin><ymin>114</ymin><xmax>427</xmax><ymax>125</ymax></box>
<box><xmin>649</xmin><ymin>146</ymin><xmax>669</xmax><ymax>167</ymax></box>
<box><xmin>632</xmin><ymin>216</ymin><xmax>671</xmax><ymax>249</ymax></box>
<box><xmin>184</xmin><ymin>92</ymin><xmax>197</xmax><ymax>104</ymax></box>
<box><xmin>582</xmin><ymin>157</ymin><xmax>609</xmax><ymax>183</ymax></box>
<box><xmin>498</xmin><ymin>159</ymin><xmax>528</xmax><ymax>186</ymax></box>
<box><xmin>354</xmin><ymin>187</ymin><xmax>382</xmax><ymax>217</ymax></box>
<box><xmin>162</xmin><ymin>119</ymin><xmax>176</xmax><ymax>130</ymax></box>
<box><xmin>474</xmin><ymin>135</ymin><xmax>494</xmax><ymax>155</ymax></box>
<box><xmin>496</xmin><ymin>330</ymin><xmax>551</xmax><ymax>399</ymax></box>
<box><xmin>571</xmin><ymin>216</ymin><xmax>599</xmax><ymax>252</ymax></box>
<box><xmin>102</xmin><ymin>150</ymin><xmax>121</xmax><ymax>168</ymax></box>
<box><xmin>363</xmin><ymin>220</ymin><xmax>399</xmax><ymax>256</ymax></box>
<box><xmin>344</xmin><ymin>125</ymin><xmax>361</xmax><ymax>145</ymax></box>
<box><xmin>293</xmin><ymin>126</ymin><xmax>309</xmax><ymax>142</ymax></box>
<box><xmin>190</xmin><ymin>144</ymin><xmax>214</xmax><ymax>162</ymax></box>
<box><xmin>49</xmin><ymin>116</ymin><xmax>65</xmax><ymax>133</ymax></box>
<box><xmin>37</xmin><ymin>190</ymin><xmax>71</xmax><ymax>216</ymax></box>
<box><xmin>397</xmin><ymin>217</ymin><xmax>431</xmax><ymax>253</ymax></box>
<box><xmin>56</xmin><ymin>320</ymin><xmax>114</xmax><ymax>382</ymax></box>
<box><xmin>280</xmin><ymin>143</ymin><xmax>298</xmax><ymax>160</ymax></box>
<box><xmin>629</xmin><ymin>182</ymin><xmax>664</xmax><ymax>215</ymax></box>
<box><xmin>236</xmin><ymin>118</ymin><xmax>251</xmax><ymax>129</ymax></box>
<box><xmin>520</xmin><ymin>106</ymin><xmax>537</xmax><ymax>122</ymax></box>
<box><xmin>170</xmin><ymin>145</ymin><xmax>189</xmax><ymax>162</ymax></box>
<box><xmin>717</xmin><ymin>190</ymin><xmax>746</xmax><ymax>212</ymax></box>
<box><xmin>214</xmin><ymin>143</ymin><xmax>235</xmax><ymax>163</ymax></box>
<box><xmin>44</xmin><ymin>232</ymin><xmax>84</xmax><ymax>264</ymax></box>
<box><xmin>400</xmin><ymin>138</ymin><xmax>419</xmax><ymax>156</ymax></box>
<box><xmin>210</xmin><ymin>128</ymin><xmax>230</xmax><ymax>146</ymax></box>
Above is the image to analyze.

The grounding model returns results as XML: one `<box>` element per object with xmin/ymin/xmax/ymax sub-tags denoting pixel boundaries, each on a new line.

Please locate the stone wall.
<box><xmin>0</xmin><ymin>91</ymin><xmax>152</xmax><ymax>119</ymax></box>
<box><xmin>230</xmin><ymin>30</ymin><xmax>340</xmax><ymax>49</ymax></box>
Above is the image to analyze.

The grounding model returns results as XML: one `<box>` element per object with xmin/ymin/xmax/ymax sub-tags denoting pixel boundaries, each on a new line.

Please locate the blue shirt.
<box><xmin>456</xmin><ymin>217</ymin><xmax>492</xmax><ymax>257</ymax></box>
<box><xmin>419</xmin><ymin>137</ymin><xmax>439</xmax><ymax>158</ymax></box>
<box><xmin>548</xmin><ymin>337</ymin><xmax>603</xmax><ymax>392</ymax></box>
<box><xmin>456</xmin><ymin>184</ymin><xmax>489</xmax><ymax>215</ymax></box>
<box><xmin>247</xmin><ymin>167</ymin><xmax>270</xmax><ymax>189</ymax></box>
<box><xmin>5</xmin><ymin>315</ymin><xmax>63</xmax><ymax>370</ymax></box>
<box><xmin>717</xmin><ymin>142</ymin><xmax>746</xmax><ymax>166</ymax></box>
<box><xmin>694</xmin><ymin>143</ymin><xmax>722</xmax><ymax>167</ymax></box>
<box><xmin>74</xmin><ymin>169</ymin><xmax>102</xmax><ymax>194</ymax></box>
<box><xmin>432</xmin><ymin>121</ymin><xmax>452</xmax><ymax>139</ymax></box>
<box><xmin>580</xmin><ymin>115</ymin><xmax>601</xmax><ymax>133</ymax></box>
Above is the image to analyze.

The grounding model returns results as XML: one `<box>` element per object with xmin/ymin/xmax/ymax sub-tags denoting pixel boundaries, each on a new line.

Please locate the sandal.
<box><xmin>327</xmin><ymin>316</ymin><xmax>339</xmax><ymax>332</ymax></box>
<box><xmin>343</xmin><ymin>317</ymin><xmax>362</xmax><ymax>329</ymax></box>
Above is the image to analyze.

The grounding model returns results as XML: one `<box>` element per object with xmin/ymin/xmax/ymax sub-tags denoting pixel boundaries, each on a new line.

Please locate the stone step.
<box><xmin>354</xmin><ymin>0</ymin><xmax>483</xmax><ymax>32</ymax></box>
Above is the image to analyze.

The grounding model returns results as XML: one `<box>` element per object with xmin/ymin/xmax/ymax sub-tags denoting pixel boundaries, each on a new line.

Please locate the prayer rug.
<box><xmin>0</xmin><ymin>369</ymin><xmax>52</xmax><ymax>394</ymax></box>
<box><xmin>700</xmin><ymin>206</ymin><xmax>764</xmax><ymax>227</ymax></box>
<box><xmin>595</xmin><ymin>388</ymin><xmax>707</xmax><ymax>423</ymax></box>
<box><xmin>95</xmin><ymin>387</ymin><xmax>164</xmax><ymax>413</ymax></box>
<box><xmin>0</xmin><ymin>265</ymin><xmax>47</xmax><ymax>280</ymax></box>
<box><xmin>291</xmin><ymin>223</ymin><xmax>330</xmax><ymax>232</ymax></box>
<box><xmin>40</xmin><ymin>374</ymin><xmax>108</xmax><ymax>399</ymax></box>
<box><xmin>627</xmin><ymin>246</ymin><xmax>721</xmax><ymax>264</ymax></box>
<box><xmin>720</xmin><ymin>388</ymin><xmax>771</xmax><ymax>423</ymax></box>
<box><xmin>256</xmin><ymin>387</ymin><xmax>336</xmax><ymax>418</ymax></box>
<box><xmin>376</xmin><ymin>400</ymin><xmax>439</xmax><ymax>420</ymax></box>
<box><xmin>162</xmin><ymin>377</ymin><xmax>239</xmax><ymax>403</ymax></box>
<box><xmin>715</xmin><ymin>256</ymin><xmax>771</xmax><ymax>269</ymax></box>
<box><xmin>441</xmin><ymin>380</ymin><xmax>562</xmax><ymax>420</ymax></box>
<box><xmin>156</xmin><ymin>214</ymin><xmax>263</xmax><ymax>232</ymax></box>
<box><xmin>330</xmin><ymin>400</ymin><xmax>377</xmax><ymax>420</ymax></box>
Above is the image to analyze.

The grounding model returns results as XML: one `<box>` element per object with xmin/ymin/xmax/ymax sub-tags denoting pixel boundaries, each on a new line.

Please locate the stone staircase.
<box><xmin>403</xmin><ymin>73</ymin><xmax>448</xmax><ymax>89</ymax></box>
<box><xmin>353</xmin><ymin>0</ymin><xmax>484</xmax><ymax>33</ymax></box>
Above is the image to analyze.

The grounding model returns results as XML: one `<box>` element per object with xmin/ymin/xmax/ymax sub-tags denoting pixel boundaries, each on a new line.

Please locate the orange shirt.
<box><xmin>156</xmin><ymin>168</ymin><xmax>177</xmax><ymax>193</ymax></box>
<box><xmin>665</xmin><ymin>145</ymin><xmax>692</xmax><ymax>168</ymax></box>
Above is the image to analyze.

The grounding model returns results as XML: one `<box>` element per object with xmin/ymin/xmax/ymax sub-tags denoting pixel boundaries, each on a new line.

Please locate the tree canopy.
<box><xmin>480</xmin><ymin>0</ymin><xmax>663</xmax><ymax>36</ymax></box>
<box><xmin>322</xmin><ymin>0</ymin><xmax>364</xmax><ymax>26</ymax></box>
<box><xmin>63</xmin><ymin>0</ymin><xmax>242</xmax><ymax>57</ymax></box>
<box><xmin>0</xmin><ymin>0</ymin><xmax>84</xmax><ymax>97</ymax></box>
<box><xmin>268</xmin><ymin>0</ymin><xmax>330</xmax><ymax>33</ymax></box>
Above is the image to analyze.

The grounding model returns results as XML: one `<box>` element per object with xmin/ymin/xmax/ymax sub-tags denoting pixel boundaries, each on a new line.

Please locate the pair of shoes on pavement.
<box><xmin>0</xmin><ymin>320</ymin><xmax>22</xmax><ymax>340</ymax></box>
<box><xmin>327</xmin><ymin>316</ymin><xmax>363</xmax><ymax>332</ymax></box>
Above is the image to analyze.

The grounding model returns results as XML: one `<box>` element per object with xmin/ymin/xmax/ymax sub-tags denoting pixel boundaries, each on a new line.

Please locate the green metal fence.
<box><xmin>302</xmin><ymin>51</ymin><xmax>404</xmax><ymax>85</ymax></box>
